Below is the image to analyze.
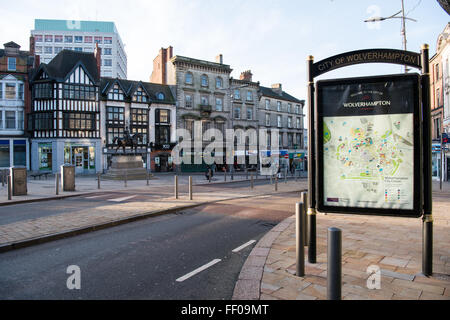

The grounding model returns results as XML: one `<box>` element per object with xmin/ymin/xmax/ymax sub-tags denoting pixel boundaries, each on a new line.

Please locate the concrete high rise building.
<box><xmin>31</xmin><ymin>19</ymin><xmax>127</xmax><ymax>79</ymax></box>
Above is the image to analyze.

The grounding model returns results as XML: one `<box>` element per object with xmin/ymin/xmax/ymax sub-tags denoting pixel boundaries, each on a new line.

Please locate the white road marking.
<box><xmin>85</xmin><ymin>195</ymin><xmax>107</xmax><ymax>199</ymax></box>
<box><xmin>232</xmin><ymin>240</ymin><xmax>256</xmax><ymax>253</ymax></box>
<box><xmin>107</xmin><ymin>195</ymin><xmax>137</xmax><ymax>202</ymax></box>
<box><xmin>176</xmin><ymin>259</ymin><xmax>222</xmax><ymax>282</ymax></box>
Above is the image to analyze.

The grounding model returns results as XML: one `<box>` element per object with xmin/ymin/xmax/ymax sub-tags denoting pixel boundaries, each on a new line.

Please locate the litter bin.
<box><xmin>10</xmin><ymin>166</ymin><xmax>27</xmax><ymax>196</ymax></box>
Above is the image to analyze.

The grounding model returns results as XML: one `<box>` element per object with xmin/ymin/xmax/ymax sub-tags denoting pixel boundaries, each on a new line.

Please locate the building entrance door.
<box><xmin>74</xmin><ymin>152</ymin><xmax>84</xmax><ymax>174</ymax></box>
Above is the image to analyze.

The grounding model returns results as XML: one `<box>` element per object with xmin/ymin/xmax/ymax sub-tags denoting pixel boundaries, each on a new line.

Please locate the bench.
<box><xmin>30</xmin><ymin>172</ymin><xmax>50</xmax><ymax>180</ymax></box>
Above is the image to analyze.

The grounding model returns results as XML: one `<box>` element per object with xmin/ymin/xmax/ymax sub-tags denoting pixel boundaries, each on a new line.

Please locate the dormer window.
<box><xmin>108</xmin><ymin>83</ymin><xmax>124</xmax><ymax>100</ymax></box>
<box><xmin>133</xmin><ymin>86</ymin><xmax>148</xmax><ymax>103</ymax></box>
<box><xmin>157</xmin><ymin>92</ymin><xmax>165</xmax><ymax>100</ymax></box>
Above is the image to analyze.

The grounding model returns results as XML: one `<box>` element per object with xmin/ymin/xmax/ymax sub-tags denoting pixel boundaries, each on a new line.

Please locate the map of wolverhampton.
<box><xmin>323</xmin><ymin>113</ymin><xmax>414</xmax><ymax>210</ymax></box>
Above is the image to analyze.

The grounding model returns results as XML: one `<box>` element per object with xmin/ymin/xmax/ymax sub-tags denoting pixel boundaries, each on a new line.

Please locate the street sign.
<box><xmin>443</xmin><ymin>132</ymin><xmax>448</xmax><ymax>144</ymax></box>
<box><xmin>316</xmin><ymin>73</ymin><xmax>422</xmax><ymax>217</ymax></box>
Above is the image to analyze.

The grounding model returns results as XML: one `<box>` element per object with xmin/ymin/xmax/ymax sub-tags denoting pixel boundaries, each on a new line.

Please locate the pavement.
<box><xmin>1</xmin><ymin>171</ymin><xmax>449</xmax><ymax>300</ymax></box>
<box><xmin>232</xmin><ymin>180</ymin><xmax>450</xmax><ymax>300</ymax></box>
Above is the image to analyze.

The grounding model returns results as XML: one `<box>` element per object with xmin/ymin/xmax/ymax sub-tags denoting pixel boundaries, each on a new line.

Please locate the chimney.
<box><xmin>240</xmin><ymin>70</ymin><xmax>253</xmax><ymax>82</ymax></box>
<box><xmin>271</xmin><ymin>83</ymin><xmax>283</xmax><ymax>96</ymax></box>
<box><xmin>216</xmin><ymin>54</ymin><xmax>223</xmax><ymax>64</ymax></box>
<box><xmin>168</xmin><ymin>46</ymin><xmax>173</xmax><ymax>59</ymax></box>
<box><xmin>150</xmin><ymin>46</ymin><xmax>173</xmax><ymax>84</ymax></box>
<box><xmin>94</xmin><ymin>42</ymin><xmax>102</xmax><ymax>78</ymax></box>
<box><xmin>35</xmin><ymin>54</ymin><xmax>40</xmax><ymax>68</ymax></box>
<box><xmin>29</xmin><ymin>36</ymin><xmax>35</xmax><ymax>56</ymax></box>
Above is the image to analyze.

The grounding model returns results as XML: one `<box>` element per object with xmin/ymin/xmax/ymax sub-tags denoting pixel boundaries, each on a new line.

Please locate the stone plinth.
<box><xmin>103</xmin><ymin>155</ymin><xmax>152</xmax><ymax>180</ymax></box>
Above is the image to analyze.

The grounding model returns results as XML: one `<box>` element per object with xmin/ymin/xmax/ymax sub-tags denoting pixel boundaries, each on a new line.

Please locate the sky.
<box><xmin>0</xmin><ymin>0</ymin><xmax>449</xmax><ymax>104</ymax></box>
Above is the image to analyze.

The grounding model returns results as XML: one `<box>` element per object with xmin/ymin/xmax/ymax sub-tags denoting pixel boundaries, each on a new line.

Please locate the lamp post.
<box><xmin>364</xmin><ymin>0</ymin><xmax>417</xmax><ymax>72</ymax></box>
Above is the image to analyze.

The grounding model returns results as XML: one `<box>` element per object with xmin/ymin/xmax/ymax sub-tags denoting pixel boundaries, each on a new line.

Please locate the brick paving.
<box><xmin>233</xmin><ymin>181</ymin><xmax>450</xmax><ymax>300</ymax></box>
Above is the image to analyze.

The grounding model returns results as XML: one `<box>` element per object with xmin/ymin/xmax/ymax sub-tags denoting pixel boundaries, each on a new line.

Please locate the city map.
<box><xmin>323</xmin><ymin>113</ymin><xmax>414</xmax><ymax>210</ymax></box>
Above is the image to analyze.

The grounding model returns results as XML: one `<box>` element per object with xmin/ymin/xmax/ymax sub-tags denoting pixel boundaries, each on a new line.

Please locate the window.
<box><xmin>156</xmin><ymin>126</ymin><xmax>170</xmax><ymax>145</ymax></box>
<box><xmin>437</xmin><ymin>88</ymin><xmax>441</xmax><ymax>107</ymax></box>
<box><xmin>44</xmin><ymin>46</ymin><xmax>52</xmax><ymax>54</ymax></box>
<box><xmin>185</xmin><ymin>120</ymin><xmax>194</xmax><ymax>137</ymax></box>
<box><xmin>277</xmin><ymin>115</ymin><xmax>282</xmax><ymax>127</ymax></box>
<box><xmin>216</xmin><ymin>77</ymin><xmax>223</xmax><ymax>89</ymax></box>
<box><xmin>35</xmin><ymin>46</ymin><xmax>42</xmax><ymax>54</ymax></box>
<box><xmin>288</xmin><ymin>133</ymin><xmax>293</xmax><ymax>147</ymax></box>
<box><xmin>436</xmin><ymin>63</ymin><xmax>440</xmax><ymax>80</ymax></box>
<box><xmin>297</xmin><ymin>134</ymin><xmax>302</xmax><ymax>147</ymax></box>
<box><xmin>64</xmin><ymin>36</ymin><xmax>73</xmax><ymax>43</ymax></box>
<box><xmin>104</xmin><ymin>37</ymin><xmax>112</xmax><ymax>44</ymax></box>
<box><xmin>74</xmin><ymin>36</ymin><xmax>83</xmax><ymax>43</ymax></box>
<box><xmin>84</xmin><ymin>36</ymin><xmax>92</xmax><ymax>43</ymax></box>
<box><xmin>103</xmin><ymin>48</ymin><xmax>112</xmax><ymax>55</ymax></box>
<box><xmin>185</xmin><ymin>94</ymin><xmax>193</xmax><ymax>108</ymax></box>
<box><xmin>54</xmin><ymin>47</ymin><xmax>63</xmax><ymax>54</ymax></box>
<box><xmin>5</xmin><ymin>83</ymin><xmax>16</xmax><ymax>99</ymax></box>
<box><xmin>64</xmin><ymin>47</ymin><xmax>73</xmax><ymax>51</ymax></box>
<box><xmin>29</xmin><ymin>112</ymin><xmax>54</xmax><ymax>130</ymax></box>
<box><xmin>17</xmin><ymin>111</ymin><xmax>24</xmax><ymax>130</ymax></box>
<box><xmin>247</xmin><ymin>91</ymin><xmax>253</xmax><ymax>101</ymax></box>
<box><xmin>277</xmin><ymin>101</ymin><xmax>282</xmax><ymax>112</ymax></box>
<box><xmin>106</xmin><ymin>106</ymin><xmax>124</xmax><ymax>124</ymax></box>
<box><xmin>247</xmin><ymin>107</ymin><xmax>253</xmax><ymax>120</ymax></box>
<box><xmin>104</xmin><ymin>59</ymin><xmax>112</xmax><ymax>66</ymax></box>
<box><xmin>63</xmin><ymin>84</ymin><xmax>96</xmax><ymax>100</ymax></box>
<box><xmin>201</xmin><ymin>75</ymin><xmax>208</xmax><ymax>87</ymax></box>
<box><xmin>107</xmin><ymin>127</ymin><xmax>123</xmax><ymax>145</ymax></box>
<box><xmin>7</xmin><ymin>58</ymin><xmax>16</xmax><ymax>71</ymax></box>
<box><xmin>157</xmin><ymin>92</ymin><xmax>165</xmax><ymax>100</ymax></box>
<box><xmin>131</xmin><ymin>108</ymin><xmax>149</xmax><ymax>125</ymax></box>
<box><xmin>185</xmin><ymin>72</ymin><xmax>193</xmax><ymax>84</ymax></box>
<box><xmin>74</xmin><ymin>47</ymin><xmax>83</xmax><ymax>52</ymax></box>
<box><xmin>287</xmin><ymin>104</ymin><xmax>292</xmax><ymax>113</ymax></box>
<box><xmin>200</xmin><ymin>95</ymin><xmax>209</xmax><ymax>106</ymax></box>
<box><xmin>266</xmin><ymin>113</ymin><xmax>270</xmax><ymax>126</ymax></box>
<box><xmin>288</xmin><ymin>117</ymin><xmax>292</xmax><ymax>128</ymax></box>
<box><xmin>6</xmin><ymin>111</ymin><xmax>16</xmax><ymax>129</ymax></box>
<box><xmin>54</xmin><ymin>35</ymin><xmax>63</xmax><ymax>43</ymax></box>
<box><xmin>63</xmin><ymin>112</ymin><xmax>95</xmax><ymax>130</ymax></box>
<box><xmin>234</xmin><ymin>89</ymin><xmax>241</xmax><ymax>100</ymax></box>
<box><xmin>108</xmin><ymin>84</ymin><xmax>124</xmax><ymax>100</ymax></box>
<box><xmin>265</xmin><ymin>99</ymin><xmax>270</xmax><ymax>110</ymax></box>
<box><xmin>34</xmin><ymin>83</ymin><xmax>53</xmax><ymax>99</ymax></box>
<box><xmin>215</xmin><ymin>97</ymin><xmax>223</xmax><ymax>111</ymax></box>
<box><xmin>297</xmin><ymin>118</ymin><xmax>301</xmax><ymax>129</ymax></box>
<box><xmin>133</xmin><ymin>87</ymin><xmax>148</xmax><ymax>103</ymax></box>
<box><xmin>156</xmin><ymin>109</ymin><xmax>170</xmax><ymax>123</ymax></box>
<box><xmin>45</xmin><ymin>35</ymin><xmax>53</xmax><ymax>42</ymax></box>
<box><xmin>18</xmin><ymin>84</ymin><xmax>24</xmax><ymax>100</ymax></box>
<box><xmin>35</xmin><ymin>35</ymin><xmax>43</xmax><ymax>42</ymax></box>
<box><xmin>94</xmin><ymin>36</ymin><xmax>102</xmax><ymax>44</ymax></box>
<box><xmin>295</xmin><ymin>105</ymin><xmax>300</xmax><ymax>114</ymax></box>
<box><xmin>234</xmin><ymin>106</ymin><xmax>241</xmax><ymax>119</ymax></box>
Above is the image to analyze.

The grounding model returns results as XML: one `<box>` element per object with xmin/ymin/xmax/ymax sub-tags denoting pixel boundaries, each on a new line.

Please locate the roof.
<box><xmin>4</xmin><ymin>41</ymin><xmax>21</xmax><ymax>48</ymax></box>
<box><xmin>100</xmin><ymin>78</ymin><xmax>176</xmax><ymax>104</ymax></box>
<box><xmin>31</xmin><ymin>49</ymin><xmax>99</xmax><ymax>83</ymax></box>
<box><xmin>34</xmin><ymin>19</ymin><xmax>117</xmax><ymax>34</ymax></box>
<box><xmin>171</xmin><ymin>55</ymin><xmax>232</xmax><ymax>73</ymax></box>
<box><xmin>259</xmin><ymin>86</ymin><xmax>304</xmax><ymax>104</ymax></box>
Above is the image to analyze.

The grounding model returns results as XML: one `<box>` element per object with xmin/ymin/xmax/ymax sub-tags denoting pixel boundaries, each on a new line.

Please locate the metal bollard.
<box><xmin>246</xmin><ymin>169</ymin><xmax>248</xmax><ymax>180</ymax></box>
<box><xmin>209</xmin><ymin>169</ymin><xmax>212</xmax><ymax>183</ymax></box>
<box><xmin>124</xmin><ymin>171</ymin><xmax>127</xmax><ymax>188</ymax></box>
<box><xmin>175</xmin><ymin>175</ymin><xmax>179</xmax><ymax>199</ymax></box>
<box><xmin>146</xmin><ymin>171</ymin><xmax>149</xmax><ymax>186</ymax></box>
<box><xmin>275</xmin><ymin>176</ymin><xmax>278</xmax><ymax>191</ymax></box>
<box><xmin>231</xmin><ymin>169</ymin><xmax>234</xmax><ymax>181</ymax></box>
<box><xmin>189</xmin><ymin>176</ymin><xmax>193</xmax><ymax>200</ymax></box>
<box><xmin>2</xmin><ymin>170</ymin><xmax>4</xmax><ymax>187</ymax></box>
<box><xmin>285</xmin><ymin>169</ymin><xmax>287</xmax><ymax>184</ymax></box>
<box><xmin>422</xmin><ymin>215</ymin><xmax>433</xmax><ymax>276</ymax></box>
<box><xmin>224</xmin><ymin>170</ymin><xmax>227</xmax><ymax>182</ymax></box>
<box><xmin>7</xmin><ymin>175</ymin><xmax>12</xmax><ymax>200</ymax></box>
<box><xmin>327</xmin><ymin>227</ymin><xmax>342</xmax><ymax>300</ymax></box>
<box><xmin>56</xmin><ymin>173</ymin><xmax>59</xmax><ymax>195</ymax></box>
<box><xmin>296</xmin><ymin>201</ymin><xmax>305</xmax><ymax>277</ymax></box>
<box><xmin>301</xmin><ymin>192</ymin><xmax>308</xmax><ymax>245</ymax></box>
<box><xmin>250</xmin><ymin>173</ymin><xmax>254</xmax><ymax>189</ymax></box>
<box><xmin>97</xmin><ymin>173</ymin><xmax>101</xmax><ymax>189</ymax></box>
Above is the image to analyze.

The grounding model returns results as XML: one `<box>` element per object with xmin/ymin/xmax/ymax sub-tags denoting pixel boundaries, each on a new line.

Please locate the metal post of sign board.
<box><xmin>307</xmin><ymin>55</ymin><xmax>317</xmax><ymax>264</ymax></box>
<box><xmin>421</xmin><ymin>44</ymin><xmax>433</xmax><ymax>276</ymax></box>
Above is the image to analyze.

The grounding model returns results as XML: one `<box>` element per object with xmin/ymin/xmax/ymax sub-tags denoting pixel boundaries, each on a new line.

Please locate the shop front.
<box><xmin>64</xmin><ymin>144</ymin><xmax>97</xmax><ymax>174</ymax></box>
<box><xmin>0</xmin><ymin>138</ymin><xmax>29</xmax><ymax>170</ymax></box>
<box><xmin>150</xmin><ymin>142</ymin><xmax>175</xmax><ymax>172</ymax></box>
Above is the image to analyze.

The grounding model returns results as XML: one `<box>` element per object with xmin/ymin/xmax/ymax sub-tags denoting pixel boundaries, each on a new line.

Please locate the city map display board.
<box><xmin>316</xmin><ymin>74</ymin><xmax>422</xmax><ymax>217</ymax></box>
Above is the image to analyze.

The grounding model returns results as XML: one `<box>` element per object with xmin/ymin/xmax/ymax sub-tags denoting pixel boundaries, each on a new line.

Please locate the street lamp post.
<box><xmin>364</xmin><ymin>0</ymin><xmax>417</xmax><ymax>73</ymax></box>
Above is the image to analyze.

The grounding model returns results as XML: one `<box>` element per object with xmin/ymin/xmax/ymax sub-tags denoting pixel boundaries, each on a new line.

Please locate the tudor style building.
<box><xmin>99</xmin><ymin>78</ymin><xmax>177</xmax><ymax>172</ymax></box>
<box><xmin>28</xmin><ymin>49</ymin><xmax>101</xmax><ymax>174</ymax></box>
<box><xmin>0</xmin><ymin>40</ymin><xmax>35</xmax><ymax>170</ymax></box>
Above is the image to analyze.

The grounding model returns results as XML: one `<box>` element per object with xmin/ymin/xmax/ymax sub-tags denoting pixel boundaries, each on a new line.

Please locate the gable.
<box><xmin>65</xmin><ymin>64</ymin><xmax>94</xmax><ymax>85</ymax></box>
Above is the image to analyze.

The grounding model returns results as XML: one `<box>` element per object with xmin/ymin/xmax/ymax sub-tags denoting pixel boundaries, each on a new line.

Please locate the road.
<box><xmin>0</xmin><ymin>191</ymin><xmax>299</xmax><ymax>300</ymax></box>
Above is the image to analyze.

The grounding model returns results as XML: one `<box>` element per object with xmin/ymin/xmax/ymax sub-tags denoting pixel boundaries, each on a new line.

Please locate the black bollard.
<box><xmin>327</xmin><ymin>227</ymin><xmax>342</xmax><ymax>300</ymax></box>
<box><xmin>296</xmin><ymin>202</ymin><xmax>305</xmax><ymax>277</ymax></box>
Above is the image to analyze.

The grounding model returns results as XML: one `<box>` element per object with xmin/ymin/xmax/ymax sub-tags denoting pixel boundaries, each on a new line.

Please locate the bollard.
<box><xmin>224</xmin><ymin>170</ymin><xmax>227</xmax><ymax>182</ymax></box>
<box><xmin>124</xmin><ymin>171</ymin><xmax>127</xmax><ymax>188</ymax></box>
<box><xmin>285</xmin><ymin>168</ymin><xmax>287</xmax><ymax>184</ymax></box>
<box><xmin>189</xmin><ymin>176</ymin><xmax>193</xmax><ymax>200</ymax></box>
<box><xmin>7</xmin><ymin>175</ymin><xmax>12</xmax><ymax>200</ymax></box>
<box><xmin>301</xmin><ymin>192</ymin><xmax>308</xmax><ymax>245</ymax></box>
<box><xmin>250</xmin><ymin>173</ymin><xmax>254</xmax><ymax>189</ymax></box>
<box><xmin>209</xmin><ymin>169</ymin><xmax>212</xmax><ymax>183</ymax></box>
<box><xmin>270</xmin><ymin>175</ymin><xmax>273</xmax><ymax>185</ymax></box>
<box><xmin>55</xmin><ymin>173</ymin><xmax>60</xmax><ymax>195</ymax></box>
<box><xmin>146</xmin><ymin>171</ymin><xmax>149</xmax><ymax>186</ymax></box>
<box><xmin>422</xmin><ymin>215</ymin><xmax>433</xmax><ymax>276</ymax></box>
<box><xmin>97</xmin><ymin>173</ymin><xmax>101</xmax><ymax>189</ymax></box>
<box><xmin>327</xmin><ymin>227</ymin><xmax>342</xmax><ymax>300</ymax></box>
<box><xmin>2</xmin><ymin>170</ymin><xmax>4</xmax><ymax>187</ymax></box>
<box><xmin>296</xmin><ymin>202</ymin><xmax>305</xmax><ymax>277</ymax></box>
<box><xmin>275</xmin><ymin>176</ymin><xmax>278</xmax><ymax>191</ymax></box>
<box><xmin>246</xmin><ymin>169</ymin><xmax>248</xmax><ymax>180</ymax></box>
<box><xmin>175</xmin><ymin>175</ymin><xmax>179</xmax><ymax>199</ymax></box>
<box><xmin>231</xmin><ymin>169</ymin><xmax>234</xmax><ymax>181</ymax></box>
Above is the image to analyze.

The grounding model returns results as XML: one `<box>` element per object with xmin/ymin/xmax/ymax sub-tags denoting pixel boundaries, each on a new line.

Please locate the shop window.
<box><xmin>0</xmin><ymin>140</ymin><xmax>10</xmax><ymax>167</ymax></box>
<box><xmin>13</xmin><ymin>140</ymin><xmax>26</xmax><ymax>166</ymax></box>
<box><xmin>38</xmin><ymin>143</ymin><xmax>52</xmax><ymax>171</ymax></box>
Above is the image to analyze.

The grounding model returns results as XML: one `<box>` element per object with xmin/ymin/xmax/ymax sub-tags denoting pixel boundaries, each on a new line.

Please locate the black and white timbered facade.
<box><xmin>29</xmin><ymin>50</ymin><xmax>101</xmax><ymax>174</ymax></box>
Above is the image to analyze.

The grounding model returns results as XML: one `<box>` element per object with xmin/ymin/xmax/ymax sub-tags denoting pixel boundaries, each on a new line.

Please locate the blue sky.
<box><xmin>1</xmin><ymin>0</ymin><xmax>448</xmax><ymax>102</ymax></box>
